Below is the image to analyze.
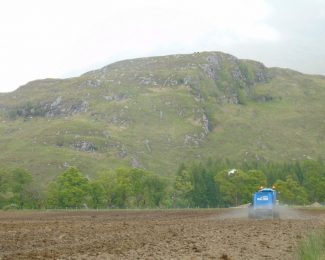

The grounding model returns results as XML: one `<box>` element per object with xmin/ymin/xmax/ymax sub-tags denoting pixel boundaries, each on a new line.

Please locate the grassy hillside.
<box><xmin>0</xmin><ymin>51</ymin><xmax>325</xmax><ymax>181</ymax></box>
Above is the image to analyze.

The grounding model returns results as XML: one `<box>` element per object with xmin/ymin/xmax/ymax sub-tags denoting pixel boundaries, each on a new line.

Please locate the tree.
<box><xmin>128</xmin><ymin>168</ymin><xmax>148</xmax><ymax>207</ymax></box>
<box><xmin>22</xmin><ymin>183</ymin><xmax>46</xmax><ymax>209</ymax></box>
<box><xmin>246</xmin><ymin>170</ymin><xmax>267</xmax><ymax>191</ymax></box>
<box><xmin>96</xmin><ymin>170</ymin><xmax>120</xmax><ymax>208</ymax></box>
<box><xmin>88</xmin><ymin>180</ymin><xmax>106</xmax><ymax>208</ymax></box>
<box><xmin>142</xmin><ymin>174</ymin><xmax>166</xmax><ymax>207</ymax></box>
<box><xmin>9</xmin><ymin>168</ymin><xmax>33</xmax><ymax>209</ymax></box>
<box><xmin>214</xmin><ymin>169</ymin><xmax>248</xmax><ymax>206</ymax></box>
<box><xmin>275</xmin><ymin>176</ymin><xmax>308</xmax><ymax>205</ymax></box>
<box><xmin>214</xmin><ymin>169</ymin><xmax>265</xmax><ymax>207</ymax></box>
<box><xmin>301</xmin><ymin>160</ymin><xmax>325</xmax><ymax>203</ymax></box>
<box><xmin>188</xmin><ymin>164</ymin><xmax>208</xmax><ymax>207</ymax></box>
<box><xmin>174</xmin><ymin>165</ymin><xmax>193</xmax><ymax>207</ymax></box>
<box><xmin>203</xmin><ymin>168</ymin><xmax>218</xmax><ymax>208</ymax></box>
<box><xmin>94</xmin><ymin>168</ymin><xmax>167</xmax><ymax>208</ymax></box>
<box><xmin>114</xmin><ymin>168</ymin><xmax>133</xmax><ymax>207</ymax></box>
<box><xmin>0</xmin><ymin>169</ymin><xmax>11</xmax><ymax>208</ymax></box>
<box><xmin>47</xmin><ymin>167</ymin><xmax>89</xmax><ymax>208</ymax></box>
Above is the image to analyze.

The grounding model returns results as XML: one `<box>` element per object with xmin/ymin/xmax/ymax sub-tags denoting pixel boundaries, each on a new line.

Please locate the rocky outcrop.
<box><xmin>131</xmin><ymin>157</ymin><xmax>141</xmax><ymax>168</ymax></box>
<box><xmin>254</xmin><ymin>94</ymin><xmax>274</xmax><ymax>103</ymax></box>
<box><xmin>184</xmin><ymin>110</ymin><xmax>212</xmax><ymax>147</ymax></box>
<box><xmin>103</xmin><ymin>94</ymin><xmax>127</xmax><ymax>102</ymax></box>
<box><xmin>8</xmin><ymin>98</ymin><xmax>89</xmax><ymax>118</ymax></box>
<box><xmin>79</xmin><ymin>79</ymin><xmax>102</xmax><ymax>88</ymax></box>
<box><xmin>72</xmin><ymin>141</ymin><xmax>97</xmax><ymax>152</ymax></box>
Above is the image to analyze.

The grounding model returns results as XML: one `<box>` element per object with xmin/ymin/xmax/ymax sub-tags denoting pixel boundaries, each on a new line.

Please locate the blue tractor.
<box><xmin>248</xmin><ymin>187</ymin><xmax>279</xmax><ymax>219</ymax></box>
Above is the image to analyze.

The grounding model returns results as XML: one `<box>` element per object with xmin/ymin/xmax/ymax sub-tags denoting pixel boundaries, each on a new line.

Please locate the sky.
<box><xmin>0</xmin><ymin>0</ymin><xmax>324</xmax><ymax>93</ymax></box>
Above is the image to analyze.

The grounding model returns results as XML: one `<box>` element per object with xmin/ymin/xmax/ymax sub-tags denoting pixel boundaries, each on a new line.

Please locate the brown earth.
<box><xmin>0</xmin><ymin>208</ymin><xmax>324</xmax><ymax>259</ymax></box>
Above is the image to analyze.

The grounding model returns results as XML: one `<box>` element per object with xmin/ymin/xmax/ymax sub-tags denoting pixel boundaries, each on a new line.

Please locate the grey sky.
<box><xmin>0</xmin><ymin>0</ymin><xmax>324</xmax><ymax>92</ymax></box>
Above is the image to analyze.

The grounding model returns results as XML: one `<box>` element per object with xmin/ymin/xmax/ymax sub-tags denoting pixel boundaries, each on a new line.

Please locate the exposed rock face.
<box><xmin>184</xmin><ymin>134</ymin><xmax>200</xmax><ymax>146</ymax></box>
<box><xmin>254</xmin><ymin>94</ymin><xmax>274</xmax><ymax>102</ymax></box>
<box><xmin>118</xmin><ymin>145</ymin><xmax>128</xmax><ymax>158</ymax></box>
<box><xmin>103</xmin><ymin>94</ymin><xmax>127</xmax><ymax>101</ymax></box>
<box><xmin>79</xmin><ymin>79</ymin><xmax>102</xmax><ymax>88</ymax></box>
<box><xmin>131</xmin><ymin>157</ymin><xmax>141</xmax><ymax>168</ymax></box>
<box><xmin>218</xmin><ymin>94</ymin><xmax>240</xmax><ymax>105</ymax></box>
<box><xmin>184</xmin><ymin>111</ymin><xmax>212</xmax><ymax>147</ymax></box>
<box><xmin>69</xmin><ymin>101</ymin><xmax>89</xmax><ymax>115</ymax></box>
<box><xmin>8</xmin><ymin>98</ymin><xmax>89</xmax><ymax>118</ymax></box>
<box><xmin>202</xmin><ymin>113</ymin><xmax>210</xmax><ymax>135</ymax></box>
<box><xmin>72</xmin><ymin>141</ymin><xmax>96</xmax><ymax>152</ymax></box>
<box><xmin>51</xmin><ymin>96</ymin><xmax>62</xmax><ymax>108</ymax></box>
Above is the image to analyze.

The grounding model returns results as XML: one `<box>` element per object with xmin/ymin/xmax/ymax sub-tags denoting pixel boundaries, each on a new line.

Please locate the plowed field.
<box><xmin>0</xmin><ymin>208</ymin><xmax>324</xmax><ymax>259</ymax></box>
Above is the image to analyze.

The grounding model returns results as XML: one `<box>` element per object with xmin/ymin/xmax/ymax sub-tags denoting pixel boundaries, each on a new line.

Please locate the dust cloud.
<box><xmin>276</xmin><ymin>206</ymin><xmax>312</xmax><ymax>220</ymax></box>
<box><xmin>216</xmin><ymin>206</ymin><xmax>312</xmax><ymax>220</ymax></box>
<box><xmin>216</xmin><ymin>208</ymin><xmax>250</xmax><ymax>220</ymax></box>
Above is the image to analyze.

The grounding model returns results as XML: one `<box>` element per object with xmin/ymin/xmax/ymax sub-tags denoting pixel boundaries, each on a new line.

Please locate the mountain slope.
<box><xmin>0</xmin><ymin>51</ymin><xmax>325</xmax><ymax>181</ymax></box>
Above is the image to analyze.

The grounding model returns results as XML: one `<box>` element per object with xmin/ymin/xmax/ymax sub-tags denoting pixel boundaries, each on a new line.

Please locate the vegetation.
<box><xmin>0</xmin><ymin>52</ymin><xmax>325</xmax><ymax>209</ymax></box>
<box><xmin>0</xmin><ymin>168</ymin><xmax>43</xmax><ymax>209</ymax></box>
<box><xmin>173</xmin><ymin>159</ymin><xmax>325</xmax><ymax>207</ymax></box>
<box><xmin>297</xmin><ymin>231</ymin><xmax>325</xmax><ymax>260</ymax></box>
<box><xmin>47</xmin><ymin>167</ymin><xmax>90</xmax><ymax>208</ymax></box>
<box><xmin>1</xmin><ymin>159</ymin><xmax>325</xmax><ymax>209</ymax></box>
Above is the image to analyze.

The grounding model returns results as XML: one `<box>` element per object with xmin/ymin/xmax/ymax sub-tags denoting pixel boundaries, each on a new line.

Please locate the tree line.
<box><xmin>0</xmin><ymin>167</ymin><xmax>168</xmax><ymax>209</ymax></box>
<box><xmin>174</xmin><ymin>159</ymin><xmax>325</xmax><ymax>207</ymax></box>
<box><xmin>0</xmin><ymin>159</ymin><xmax>325</xmax><ymax>209</ymax></box>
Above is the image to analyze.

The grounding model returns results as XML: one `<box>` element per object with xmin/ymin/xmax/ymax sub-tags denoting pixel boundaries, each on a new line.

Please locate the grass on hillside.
<box><xmin>1</xmin><ymin>52</ymin><xmax>325</xmax><ymax>181</ymax></box>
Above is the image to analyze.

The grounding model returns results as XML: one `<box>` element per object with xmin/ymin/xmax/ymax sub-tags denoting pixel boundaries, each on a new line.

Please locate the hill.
<box><xmin>0</xmin><ymin>51</ymin><xmax>325</xmax><ymax>181</ymax></box>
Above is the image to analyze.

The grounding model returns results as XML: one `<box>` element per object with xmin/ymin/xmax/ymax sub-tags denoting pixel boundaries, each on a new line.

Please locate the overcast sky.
<box><xmin>0</xmin><ymin>0</ymin><xmax>324</xmax><ymax>92</ymax></box>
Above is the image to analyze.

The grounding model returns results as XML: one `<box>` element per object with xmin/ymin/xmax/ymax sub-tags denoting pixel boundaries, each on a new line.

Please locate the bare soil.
<box><xmin>0</xmin><ymin>208</ymin><xmax>324</xmax><ymax>259</ymax></box>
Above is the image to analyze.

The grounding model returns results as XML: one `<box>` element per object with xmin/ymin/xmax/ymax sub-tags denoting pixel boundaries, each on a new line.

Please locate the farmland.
<box><xmin>0</xmin><ymin>208</ymin><xmax>324</xmax><ymax>259</ymax></box>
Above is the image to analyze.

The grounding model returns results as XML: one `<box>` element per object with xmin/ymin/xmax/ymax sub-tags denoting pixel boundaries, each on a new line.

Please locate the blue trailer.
<box><xmin>248</xmin><ymin>188</ymin><xmax>279</xmax><ymax>219</ymax></box>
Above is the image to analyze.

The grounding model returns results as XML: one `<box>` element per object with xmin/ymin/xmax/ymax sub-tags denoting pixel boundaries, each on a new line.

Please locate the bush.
<box><xmin>2</xmin><ymin>204</ymin><xmax>19</xmax><ymax>211</ymax></box>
